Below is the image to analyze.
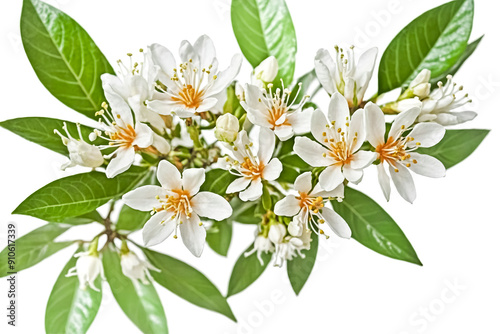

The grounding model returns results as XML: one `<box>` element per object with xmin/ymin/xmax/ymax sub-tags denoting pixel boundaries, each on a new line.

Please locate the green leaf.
<box><xmin>332</xmin><ymin>187</ymin><xmax>422</xmax><ymax>265</ymax></box>
<box><xmin>287</xmin><ymin>233</ymin><xmax>318</xmax><ymax>295</ymax></box>
<box><xmin>417</xmin><ymin>129</ymin><xmax>489</xmax><ymax>169</ymax></box>
<box><xmin>58</xmin><ymin>210</ymin><xmax>103</xmax><ymax>226</ymax></box>
<box><xmin>116</xmin><ymin>205</ymin><xmax>151</xmax><ymax>232</ymax></box>
<box><xmin>289</xmin><ymin>70</ymin><xmax>318</xmax><ymax>103</ymax></box>
<box><xmin>378</xmin><ymin>0</ymin><xmax>474</xmax><ymax>93</ymax></box>
<box><xmin>231</xmin><ymin>0</ymin><xmax>297</xmax><ymax>86</ymax></box>
<box><xmin>45</xmin><ymin>247</ymin><xmax>102</xmax><ymax>334</ymax></box>
<box><xmin>227</xmin><ymin>243</ymin><xmax>272</xmax><ymax>297</ymax></box>
<box><xmin>230</xmin><ymin>197</ymin><xmax>262</xmax><ymax>224</ymax></box>
<box><xmin>102</xmin><ymin>246</ymin><xmax>168</xmax><ymax>334</ymax></box>
<box><xmin>13</xmin><ymin>166</ymin><xmax>151</xmax><ymax>221</ymax></box>
<box><xmin>207</xmin><ymin>220</ymin><xmax>233</xmax><ymax>256</ymax></box>
<box><xmin>21</xmin><ymin>0</ymin><xmax>114</xmax><ymax>118</ymax></box>
<box><xmin>0</xmin><ymin>224</ymin><xmax>73</xmax><ymax>277</ymax></box>
<box><xmin>200</xmin><ymin>169</ymin><xmax>237</xmax><ymax>196</ymax></box>
<box><xmin>0</xmin><ymin>117</ymin><xmax>106</xmax><ymax>156</ymax></box>
<box><xmin>430</xmin><ymin>35</ymin><xmax>483</xmax><ymax>86</ymax></box>
<box><xmin>142</xmin><ymin>248</ymin><xmax>236</xmax><ymax>321</ymax></box>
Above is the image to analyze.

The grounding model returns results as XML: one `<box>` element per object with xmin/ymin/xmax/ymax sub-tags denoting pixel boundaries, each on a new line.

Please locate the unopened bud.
<box><xmin>215</xmin><ymin>113</ymin><xmax>239</xmax><ymax>143</ymax></box>
<box><xmin>253</xmin><ymin>56</ymin><xmax>279</xmax><ymax>86</ymax></box>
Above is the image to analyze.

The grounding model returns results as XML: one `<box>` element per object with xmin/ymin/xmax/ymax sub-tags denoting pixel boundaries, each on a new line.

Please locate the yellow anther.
<box><xmin>394</xmin><ymin>168</ymin><xmax>399</xmax><ymax>173</ymax></box>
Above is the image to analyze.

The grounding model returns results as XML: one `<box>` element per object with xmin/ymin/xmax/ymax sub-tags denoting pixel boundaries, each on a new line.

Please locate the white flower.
<box><xmin>274</xmin><ymin>172</ymin><xmax>351</xmax><ymax>239</ymax></box>
<box><xmin>365</xmin><ymin>103</ymin><xmax>446</xmax><ymax>203</ymax></box>
<box><xmin>54</xmin><ymin>122</ymin><xmax>103</xmax><ymax>170</ymax></box>
<box><xmin>66</xmin><ymin>251</ymin><xmax>103</xmax><ymax>291</ymax></box>
<box><xmin>269</xmin><ymin>222</ymin><xmax>312</xmax><ymax>267</ymax></box>
<box><xmin>120</xmin><ymin>251</ymin><xmax>159</xmax><ymax>285</ymax></box>
<box><xmin>223</xmin><ymin>128</ymin><xmax>283</xmax><ymax>201</ymax></box>
<box><xmin>315</xmin><ymin>45</ymin><xmax>378</xmax><ymax>108</ymax></box>
<box><xmin>252</xmin><ymin>56</ymin><xmax>279</xmax><ymax>88</ymax></box>
<box><xmin>91</xmin><ymin>91</ymin><xmax>156</xmax><ymax>178</ymax></box>
<box><xmin>215</xmin><ymin>113</ymin><xmax>239</xmax><ymax>143</ymax></box>
<box><xmin>147</xmin><ymin>35</ymin><xmax>242</xmax><ymax>118</ymax></box>
<box><xmin>244</xmin><ymin>235</ymin><xmax>274</xmax><ymax>266</ymax></box>
<box><xmin>241</xmin><ymin>83</ymin><xmax>313</xmax><ymax>141</ymax></box>
<box><xmin>122</xmin><ymin>160</ymin><xmax>232</xmax><ymax>257</ymax></box>
<box><xmin>419</xmin><ymin>75</ymin><xmax>476</xmax><ymax>125</ymax></box>
<box><xmin>101</xmin><ymin>50</ymin><xmax>167</xmax><ymax>132</ymax></box>
<box><xmin>294</xmin><ymin>93</ymin><xmax>377</xmax><ymax>191</ymax></box>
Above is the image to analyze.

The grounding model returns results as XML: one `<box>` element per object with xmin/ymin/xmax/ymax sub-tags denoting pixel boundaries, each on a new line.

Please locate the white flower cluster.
<box><xmin>54</xmin><ymin>37</ymin><xmax>476</xmax><ymax>264</ymax></box>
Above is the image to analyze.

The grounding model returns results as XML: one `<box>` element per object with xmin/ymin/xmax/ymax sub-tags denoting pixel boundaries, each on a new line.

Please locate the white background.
<box><xmin>1</xmin><ymin>0</ymin><xmax>499</xmax><ymax>333</ymax></box>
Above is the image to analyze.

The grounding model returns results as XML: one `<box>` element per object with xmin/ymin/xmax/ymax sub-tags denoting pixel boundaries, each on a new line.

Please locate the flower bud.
<box><xmin>215</xmin><ymin>113</ymin><xmax>239</xmax><ymax>143</ymax></box>
<box><xmin>268</xmin><ymin>223</ymin><xmax>287</xmax><ymax>244</ymax></box>
<box><xmin>66</xmin><ymin>251</ymin><xmax>103</xmax><ymax>291</ymax></box>
<box><xmin>121</xmin><ymin>251</ymin><xmax>159</xmax><ymax>285</ymax></box>
<box><xmin>413</xmin><ymin>83</ymin><xmax>431</xmax><ymax>98</ymax></box>
<box><xmin>288</xmin><ymin>216</ymin><xmax>304</xmax><ymax>237</ymax></box>
<box><xmin>252</xmin><ymin>56</ymin><xmax>279</xmax><ymax>86</ymax></box>
<box><xmin>410</xmin><ymin>69</ymin><xmax>431</xmax><ymax>88</ymax></box>
<box><xmin>152</xmin><ymin>132</ymin><xmax>171</xmax><ymax>155</ymax></box>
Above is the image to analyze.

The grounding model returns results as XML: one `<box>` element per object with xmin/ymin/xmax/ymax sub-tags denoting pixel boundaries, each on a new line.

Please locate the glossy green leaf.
<box><xmin>102</xmin><ymin>246</ymin><xmax>168</xmax><ymax>334</ymax></box>
<box><xmin>0</xmin><ymin>224</ymin><xmax>73</xmax><ymax>277</ymax></box>
<box><xmin>231</xmin><ymin>0</ymin><xmax>297</xmax><ymax>86</ymax></box>
<box><xmin>13</xmin><ymin>166</ymin><xmax>150</xmax><ymax>221</ymax></box>
<box><xmin>332</xmin><ymin>187</ymin><xmax>422</xmax><ymax>265</ymax></box>
<box><xmin>207</xmin><ymin>220</ymin><xmax>233</xmax><ymax>256</ymax></box>
<box><xmin>45</xmin><ymin>247</ymin><xmax>102</xmax><ymax>334</ymax></box>
<box><xmin>417</xmin><ymin>129</ymin><xmax>489</xmax><ymax>169</ymax></box>
<box><xmin>58</xmin><ymin>210</ymin><xmax>103</xmax><ymax>226</ymax></box>
<box><xmin>287</xmin><ymin>233</ymin><xmax>318</xmax><ymax>295</ymax></box>
<box><xmin>227</xmin><ymin>243</ymin><xmax>272</xmax><ymax>297</ymax></box>
<box><xmin>0</xmin><ymin>117</ymin><xmax>106</xmax><ymax>156</ymax></box>
<box><xmin>21</xmin><ymin>0</ymin><xmax>114</xmax><ymax>118</ymax></box>
<box><xmin>230</xmin><ymin>197</ymin><xmax>262</xmax><ymax>224</ymax></box>
<box><xmin>431</xmin><ymin>35</ymin><xmax>483</xmax><ymax>87</ymax></box>
<box><xmin>200</xmin><ymin>169</ymin><xmax>237</xmax><ymax>196</ymax></box>
<box><xmin>116</xmin><ymin>205</ymin><xmax>151</xmax><ymax>232</ymax></box>
<box><xmin>378</xmin><ymin>0</ymin><xmax>474</xmax><ymax>93</ymax></box>
<box><xmin>142</xmin><ymin>248</ymin><xmax>236</xmax><ymax>321</ymax></box>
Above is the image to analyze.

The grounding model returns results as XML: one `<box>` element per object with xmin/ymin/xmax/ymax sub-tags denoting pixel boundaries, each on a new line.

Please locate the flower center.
<box><xmin>240</xmin><ymin>157</ymin><xmax>265</xmax><ymax>180</ymax></box>
<box><xmin>172</xmin><ymin>84</ymin><xmax>205</xmax><ymax>109</ymax></box>
<box><xmin>267</xmin><ymin>106</ymin><xmax>291</xmax><ymax>129</ymax></box>
<box><xmin>376</xmin><ymin>136</ymin><xmax>419</xmax><ymax>171</ymax></box>
<box><xmin>157</xmin><ymin>189</ymin><xmax>193</xmax><ymax>218</ymax></box>
<box><xmin>109</xmin><ymin>124</ymin><xmax>137</xmax><ymax>148</ymax></box>
<box><xmin>298</xmin><ymin>193</ymin><xmax>324</xmax><ymax>214</ymax></box>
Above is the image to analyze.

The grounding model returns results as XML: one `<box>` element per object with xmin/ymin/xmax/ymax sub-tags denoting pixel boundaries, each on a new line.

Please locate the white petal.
<box><xmin>407</xmin><ymin>153</ymin><xmax>446</xmax><ymax>178</ymax></box>
<box><xmin>364</xmin><ymin>102</ymin><xmax>386</xmax><ymax>147</ymax></box>
<box><xmin>157</xmin><ymin>160</ymin><xmax>182</xmax><ymax>190</ymax></box>
<box><xmin>133</xmin><ymin>122</ymin><xmax>154</xmax><ymax>148</ymax></box>
<box><xmin>182</xmin><ymin>168</ymin><xmax>205</xmax><ymax>194</ymax></box>
<box><xmin>152</xmin><ymin>133</ymin><xmax>171</xmax><ymax>155</ymax></box>
<box><xmin>122</xmin><ymin>185</ymin><xmax>164</xmax><ymax>211</ymax></box>
<box><xmin>257</xmin><ymin>127</ymin><xmax>276</xmax><ymax>164</ymax></box>
<box><xmin>377</xmin><ymin>164</ymin><xmax>391</xmax><ymax>201</ymax></box>
<box><xmin>208</xmin><ymin>54</ymin><xmax>243</xmax><ymax>95</ymax></box>
<box><xmin>149</xmin><ymin>43</ymin><xmax>177</xmax><ymax>79</ymax></box>
<box><xmin>262</xmin><ymin>158</ymin><xmax>282</xmax><ymax>181</ymax></box>
<box><xmin>293</xmin><ymin>137</ymin><xmax>331</xmax><ymax>167</ymax></box>
<box><xmin>226</xmin><ymin>177</ymin><xmax>252</xmax><ymax>194</ymax></box>
<box><xmin>274</xmin><ymin>125</ymin><xmax>294</xmax><ymax>141</ymax></box>
<box><xmin>193</xmin><ymin>35</ymin><xmax>216</xmax><ymax>70</ymax></box>
<box><xmin>274</xmin><ymin>195</ymin><xmax>301</xmax><ymax>216</ymax></box>
<box><xmin>343</xmin><ymin>166</ymin><xmax>364</xmax><ymax>184</ymax></box>
<box><xmin>319</xmin><ymin>165</ymin><xmax>344</xmax><ymax>191</ymax></box>
<box><xmin>348</xmin><ymin>108</ymin><xmax>366</xmax><ymax>151</ymax></box>
<box><xmin>314</xmin><ymin>49</ymin><xmax>336</xmax><ymax>95</ymax></box>
<box><xmin>288</xmin><ymin>107</ymin><xmax>313</xmax><ymax>134</ymax></box>
<box><xmin>143</xmin><ymin>211</ymin><xmax>176</xmax><ymax>247</ymax></box>
<box><xmin>294</xmin><ymin>172</ymin><xmax>312</xmax><ymax>193</ymax></box>
<box><xmin>239</xmin><ymin>179</ymin><xmax>263</xmax><ymax>201</ymax></box>
<box><xmin>407</xmin><ymin>123</ymin><xmax>445</xmax><ymax>148</ymax></box>
<box><xmin>310</xmin><ymin>109</ymin><xmax>329</xmax><ymax>144</ymax></box>
<box><xmin>354</xmin><ymin>47</ymin><xmax>378</xmax><ymax>85</ymax></box>
<box><xmin>106</xmin><ymin>147</ymin><xmax>135</xmax><ymax>178</ymax></box>
<box><xmin>104</xmin><ymin>88</ymin><xmax>134</xmax><ymax>126</ymax></box>
<box><xmin>191</xmin><ymin>192</ymin><xmax>232</xmax><ymax>220</ymax></box>
<box><xmin>389</xmin><ymin>165</ymin><xmax>416</xmax><ymax>203</ymax></box>
<box><xmin>195</xmin><ymin>97</ymin><xmax>218</xmax><ymax>113</ymax></box>
<box><xmin>350</xmin><ymin>151</ymin><xmax>377</xmax><ymax>169</ymax></box>
<box><xmin>328</xmin><ymin>92</ymin><xmax>350</xmax><ymax>133</ymax></box>
<box><xmin>321</xmin><ymin>207</ymin><xmax>351</xmax><ymax>239</ymax></box>
<box><xmin>180</xmin><ymin>213</ymin><xmax>206</xmax><ymax>257</ymax></box>
<box><xmin>389</xmin><ymin>107</ymin><xmax>420</xmax><ymax>139</ymax></box>
<box><xmin>311</xmin><ymin>182</ymin><xmax>344</xmax><ymax>199</ymax></box>
<box><xmin>179</xmin><ymin>40</ymin><xmax>199</xmax><ymax>66</ymax></box>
